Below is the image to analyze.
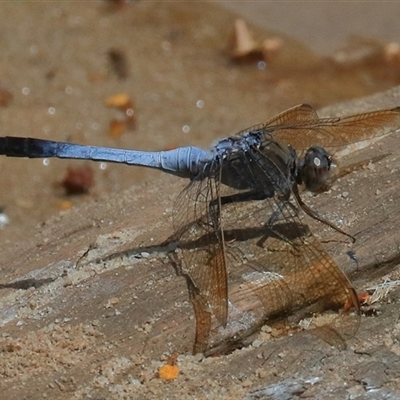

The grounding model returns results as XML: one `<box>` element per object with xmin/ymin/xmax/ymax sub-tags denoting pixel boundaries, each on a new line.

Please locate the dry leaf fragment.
<box><xmin>109</xmin><ymin>119</ymin><xmax>127</xmax><ymax>138</ymax></box>
<box><xmin>0</xmin><ymin>87</ymin><xmax>13</xmax><ymax>107</ymax></box>
<box><xmin>105</xmin><ymin>93</ymin><xmax>130</xmax><ymax>108</ymax></box>
<box><xmin>58</xmin><ymin>200</ymin><xmax>73</xmax><ymax>211</ymax></box>
<box><xmin>105</xmin><ymin>93</ymin><xmax>136</xmax><ymax>136</ymax></box>
<box><xmin>61</xmin><ymin>165</ymin><xmax>94</xmax><ymax>195</ymax></box>
<box><xmin>228</xmin><ymin>19</ymin><xmax>282</xmax><ymax>64</ymax></box>
<box><xmin>158</xmin><ymin>364</ymin><xmax>179</xmax><ymax>381</ymax></box>
<box><xmin>108</xmin><ymin>48</ymin><xmax>129</xmax><ymax>80</ymax></box>
<box><xmin>230</xmin><ymin>19</ymin><xmax>259</xmax><ymax>58</ymax></box>
<box><xmin>158</xmin><ymin>352</ymin><xmax>179</xmax><ymax>381</ymax></box>
<box><xmin>385</xmin><ymin>42</ymin><xmax>400</xmax><ymax>65</ymax></box>
<box><xmin>262</xmin><ymin>37</ymin><xmax>284</xmax><ymax>62</ymax></box>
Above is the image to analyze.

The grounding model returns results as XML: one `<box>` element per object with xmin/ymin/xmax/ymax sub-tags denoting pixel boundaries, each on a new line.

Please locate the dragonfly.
<box><xmin>1</xmin><ymin>104</ymin><xmax>400</xmax><ymax>354</ymax></box>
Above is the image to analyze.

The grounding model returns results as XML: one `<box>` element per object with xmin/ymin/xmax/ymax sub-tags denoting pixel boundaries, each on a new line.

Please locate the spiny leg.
<box><xmin>291</xmin><ymin>184</ymin><xmax>355</xmax><ymax>242</ymax></box>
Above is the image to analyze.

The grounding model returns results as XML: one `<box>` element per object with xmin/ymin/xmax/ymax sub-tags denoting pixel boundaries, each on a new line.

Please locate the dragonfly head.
<box><xmin>297</xmin><ymin>146</ymin><xmax>338</xmax><ymax>193</ymax></box>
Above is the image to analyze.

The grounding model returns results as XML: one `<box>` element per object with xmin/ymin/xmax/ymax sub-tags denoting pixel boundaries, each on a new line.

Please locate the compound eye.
<box><xmin>299</xmin><ymin>147</ymin><xmax>336</xmax><ymax>192</ymax></box>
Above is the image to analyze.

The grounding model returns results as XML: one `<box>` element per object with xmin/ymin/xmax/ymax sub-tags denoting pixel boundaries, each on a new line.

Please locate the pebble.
<box><xmin>252</xmin><ymin>339</ymin><xmax>263</xmax><ymax>348</ymax></box>
<box><xmin>242</xmin><ymin>379</ymin><xmax>252</xmax><ymax>388</ymax></box>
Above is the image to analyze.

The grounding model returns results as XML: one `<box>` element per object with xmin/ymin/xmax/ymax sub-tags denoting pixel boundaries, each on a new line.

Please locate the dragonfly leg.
<box><xmin>292</xmin><ymin>184</ymin><xmax>356</xmax><ymax>242</ymax></box>
<box><xmin>267</xmin><ymin>197</ymin><xmax>298</xmax><ymax>226</ymax></box>
<box><xmin>256</xmin><ymin>200</ymin><xmax>306</xmax><ymax>248</ymax></box>
<box><xmin>211</xmin><ymin>189</ymin><xmax>301</xmax><ymax>248</ymax></box>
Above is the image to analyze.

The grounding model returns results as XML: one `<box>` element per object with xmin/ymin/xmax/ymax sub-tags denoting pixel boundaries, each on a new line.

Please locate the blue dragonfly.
<box><xmin>1</xmin><ymin>104</ymin><xmax>399</xmax><ymax>353</ymax></box>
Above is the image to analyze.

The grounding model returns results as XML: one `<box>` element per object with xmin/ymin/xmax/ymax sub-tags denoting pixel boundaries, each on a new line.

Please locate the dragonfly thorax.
<box><xmin>213</xmin><ymin>133</ymin><xmax>297</xmax><ymax>197</ymax></box>
<box><xmin>296</xmin><ymin>146</ymin><xmax>336</xmax><ymax>193</ymax></box>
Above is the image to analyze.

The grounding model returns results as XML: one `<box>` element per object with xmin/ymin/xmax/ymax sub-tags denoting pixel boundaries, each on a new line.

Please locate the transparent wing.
<box><xmin>236</xmin><ymin>104</ymin><xmax>319</xmax><ymax>137</ymax></box>
<box><xmin>173</xmin><ymin>146</ymin><xmax>360</xmax><ymax>353</ymax></box>
<box><xmin>238</xmin><ymin>104</ymin><xmax>400</xmax><ymax>151</ymax></box>
<box><xmin>173</xmin><ymin>163</ymin><xmax>229</xmax><ymax>329</ymax></box>
<box><xmin>220</xmin><ymin>148</ymin><xmax>360</xmax><ymax>343</ymax></box>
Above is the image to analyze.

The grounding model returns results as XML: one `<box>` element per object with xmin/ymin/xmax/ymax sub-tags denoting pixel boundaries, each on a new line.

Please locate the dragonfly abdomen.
<box><xmin>0</xmin><ymin>136</ymin><xmax>212</xmax><ymax>179</ymax></box>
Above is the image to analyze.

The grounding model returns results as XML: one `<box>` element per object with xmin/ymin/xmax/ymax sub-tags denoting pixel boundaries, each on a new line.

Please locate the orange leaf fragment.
<box><xmin>105</xmin><ymin>93</ymin><xmax>130</xmax><ymax>108</ymax></box>
<box><xmin>58</xmin><ymin>200</ymin><xmax>73</xmax><ymax>211</ymax></box>
<box><xmin>344</xmin><ymin>291</ymin><xmax>370</xmax><ymax>311</ymax></box>
<box><xmin>158</xmin><ymin>364</ymin><xmax>179</xmax><ymax>381</ymax></box>
<box><xmin>109</xmin><ymin>119</ymin><xmax>127</xmax><ymax>138</ymax></box>
<box><xmin>358</xmin><ymin>292</ymin><xmax>372</xmax><ymax>305</ymax></box>
<box><xmin>104</xmin><ymin>93</ymin><xmax>136</xmax><ymax>136</ymax></box>
<box><xmin>158</xmin><ymin>352</ymin><xmax>179</xmax><ymax>381</ymax></box>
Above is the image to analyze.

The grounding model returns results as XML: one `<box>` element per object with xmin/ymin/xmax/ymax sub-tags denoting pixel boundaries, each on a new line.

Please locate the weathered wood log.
<box><xmin>1</xmin><ymin>87</ymin><xmax>400</xmax><ymax>361</ymax></box>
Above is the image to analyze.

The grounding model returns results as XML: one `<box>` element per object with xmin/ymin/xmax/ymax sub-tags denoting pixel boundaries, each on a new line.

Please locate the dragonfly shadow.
<box><xmin>171</xmin><ymin>220</ymin><xmax>310</xmax><ymax>252</ymax></box>
<box><xmin>93</xmin><ymin>220</ymin><xmax>310</xmax><ymax>265</ymax></box>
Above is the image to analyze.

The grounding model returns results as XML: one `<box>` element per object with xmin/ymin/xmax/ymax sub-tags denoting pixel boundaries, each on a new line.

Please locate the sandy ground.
<box><xmin>1</xmin><ymin>2</ymin><xmax>400</xmax><ymax>399</ymax></box>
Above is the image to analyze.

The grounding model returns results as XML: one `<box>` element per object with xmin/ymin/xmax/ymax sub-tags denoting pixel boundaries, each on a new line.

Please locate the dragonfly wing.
<box><xmin>263</xmin><ymin>103</ymin><xmax>319</xmax><ymax>126</ymax></box>
<box><xmin>173</xmin><ymin>139</ymin><xmax>360</xmax><ymax>353</ymax></box>
<box><xmin>267</xmin><ymin>107</ymin><xmax>400</xmax><ymax>150</ymax></box>
<box><xmin>186</xmin><ymin>278</ymin><xmax>212</xmax><ymax>355</ymax></box>
<box><xmin>208</xmin><ymin>147</ymin><xmax>360</xmax><ymax>350</ymax></box>
<box><xmin>236</xmin><ymin>104</ymin><xmax>319</xmax><ymax>137</ymax></box>
<box><xmin>173</xmin><ymin>165</ymin><xmax>229</xmax><ymax>337</ymax></box>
